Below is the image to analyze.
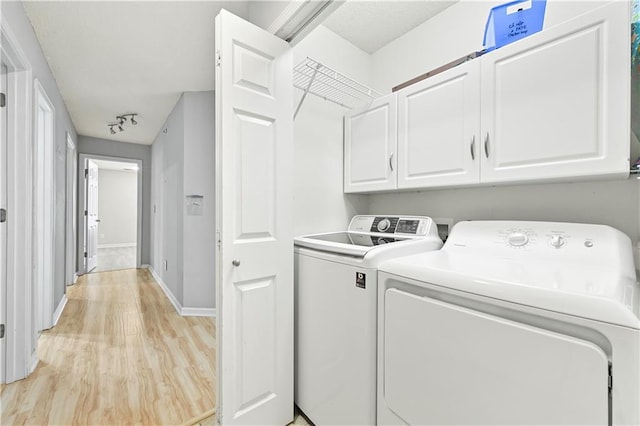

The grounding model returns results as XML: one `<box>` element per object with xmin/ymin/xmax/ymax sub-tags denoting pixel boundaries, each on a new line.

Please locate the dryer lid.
<box><xmin>380</xmin><ymin>221</ymin><xmax>640</xmax><ymax>329</ymax></box>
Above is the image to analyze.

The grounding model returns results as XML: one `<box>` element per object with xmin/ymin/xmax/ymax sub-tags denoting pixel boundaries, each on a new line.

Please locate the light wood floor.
<box><xmin>0</xmin><ymin>268</ymin><xmax>216</xmax><ymax>425</ymax></box>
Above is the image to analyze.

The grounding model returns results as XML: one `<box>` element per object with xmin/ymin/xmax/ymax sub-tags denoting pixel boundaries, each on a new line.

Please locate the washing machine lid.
<box><xmin>294</xmin><ymin>215</ymin><xmax>442</xmax><ymax>258</ymax></box>
<box><xmin>380</xmin><ymin>220</ymin><xmax>640</xmax><ymax>329</ymax></box>
<box><xmin>296</xmin><ymin>232</ymin><xmax>414</xmax><ymax>258</ymax></box>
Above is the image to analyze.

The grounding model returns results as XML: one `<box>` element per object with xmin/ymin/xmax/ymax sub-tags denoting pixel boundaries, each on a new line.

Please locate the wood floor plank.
<box><xmin>0</xmin><ymin>268</ymin><xmax>216</xmax><ymax>425</ymax></box>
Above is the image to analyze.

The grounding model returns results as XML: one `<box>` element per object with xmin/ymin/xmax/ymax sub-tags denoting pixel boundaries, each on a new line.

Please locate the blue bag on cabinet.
<box><xmin>483</xmin><ymin>0</ymin><xmax>547</xmax><ymax>51</ymax></box>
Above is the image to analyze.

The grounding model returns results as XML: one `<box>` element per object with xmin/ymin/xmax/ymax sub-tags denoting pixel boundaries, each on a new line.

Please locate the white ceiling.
<box><xmin>23</xmin><ymin>1</ymin><xmax>457</xmax><ymax>147</ymax></box>
<box><xmin>23</xmin><ymin>1</ymin><xmax>250</xmax><ymax>145</ymax></box>
<box><xmin>323</xmin><ymin>1</ymin><xmax>458</xmax><ymax>54</ymax></box>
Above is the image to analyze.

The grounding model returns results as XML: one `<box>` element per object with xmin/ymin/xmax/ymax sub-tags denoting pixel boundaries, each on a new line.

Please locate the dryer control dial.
<box><xmin>507</xmin><ymin>232</ymin><xmax>529</xmax><ymax>247</ymax></box>
<box><xmin>377</xmin><ymin>218</ymin><xmax>392</xmax><ymax>232</ymax></box>
<box><xmin>549</xmin><ymin>235</ymin><xmax>566</xmax><ymax>249</ymax></box>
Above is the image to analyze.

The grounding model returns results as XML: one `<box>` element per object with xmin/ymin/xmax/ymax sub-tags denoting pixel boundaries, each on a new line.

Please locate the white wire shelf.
<box><xmin>293</xmin><ymin>57</ymin><xmax>382</xmax><ymax>117</ymax></box>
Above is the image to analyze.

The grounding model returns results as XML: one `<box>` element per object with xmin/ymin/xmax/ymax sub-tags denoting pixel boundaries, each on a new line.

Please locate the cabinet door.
<box><xmin>480</xmin><ymin>2</ymin><xmax>629</xmax><ymax>184</ymax></box>
<box><xmin>344</xmin><ymin>94</ymin><xmax>397</xmax><ymax>193</ymax></box>
<box><xmin>397</xmin><ymin>60</ymin><xmax>481</xmax><ymax>189</ymax></box>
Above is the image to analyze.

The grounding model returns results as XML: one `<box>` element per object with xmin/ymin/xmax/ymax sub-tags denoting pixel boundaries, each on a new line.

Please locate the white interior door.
<box><xmin>215</xmin><ymin>9</ymin><xmax>293</xmax><ymax>425</ymax></box>
<box><xmin>0</xmin><ymin>63</ymin><xmax>8</xmax><ymax>383</ymax></box>
<box><xmin>85</xmin><ymin>159</ymin><xmax>99</xmax><ymax>272</ymax></box>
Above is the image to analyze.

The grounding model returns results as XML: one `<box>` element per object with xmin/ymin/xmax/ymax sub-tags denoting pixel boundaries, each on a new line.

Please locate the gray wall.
<box><xmin>78</xmin><ymin>136</ymin><xmax>151</xmax><ymax>265</ymax></box>
<box><xmin>151</xmin><ymin>91</ymin><xmax>215</xmax><ymax>310</ymax></box>
<box><xmin>97</xmin><ymin>169</ymin><xmax>137</xmax><ymax>246</ymax></box>
<box><xmin>183</xmin><ymin>91</ymin><xmax>216</xmax><ymax>308</ymax></box>
<box><xmin>152</xmin><ymin>95</ymin><xmax>185</xmax><ymax>304</ymax></box>
<box><xmin>3</xmin><ymin>1</ymin><xmax>78</xmax><ymax>315</ymax></box>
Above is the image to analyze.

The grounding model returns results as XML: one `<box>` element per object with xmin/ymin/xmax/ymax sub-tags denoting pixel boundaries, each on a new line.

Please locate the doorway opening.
<box><xmin>79</xmin><ymin>154</ymin><xmax>142</xmax><ymax>274</ymax></box>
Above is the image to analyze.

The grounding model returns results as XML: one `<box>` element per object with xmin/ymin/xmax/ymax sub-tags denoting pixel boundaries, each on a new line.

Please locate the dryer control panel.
<box><xmin>348</xmin><ymin>215</ymin><xmax>434</xmax><ymax>236</ymax></box>
<box><xmin>446</xmin><ymin>220</ymin><xmax>633</xmax><ymax>267</ymax></box>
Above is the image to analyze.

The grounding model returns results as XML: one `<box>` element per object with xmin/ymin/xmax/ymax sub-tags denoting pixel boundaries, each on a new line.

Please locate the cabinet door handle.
<box><xmin>470</xmin><ymin>136</ymin><xmax>476</xmax><ymax>160</ymax></box>
<box><xmin>484</xmin><ymin>133</ymin><xmax>490</xmax><ymax>158</ymax></box>
<box><xmin>389</xmin><ymin>153</ymin><xmax>394</xmax><ymax>171</ymax></box>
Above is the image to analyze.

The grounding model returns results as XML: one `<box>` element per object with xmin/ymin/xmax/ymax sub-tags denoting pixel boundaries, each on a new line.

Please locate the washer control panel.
<box><xmin>348</xmin><ymin>215</ymin><xmax>435</xmax><ymax>236</ymax></box>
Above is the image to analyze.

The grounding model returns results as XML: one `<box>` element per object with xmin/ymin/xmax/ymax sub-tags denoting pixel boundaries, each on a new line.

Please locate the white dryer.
<box><xmin>378</xmin><ymin>220</ymin><xmax>639</xmax><ymax>425</ymax></box>
<box><xmin>294</xmin><ymin>215</ymin><xmax>443</xmax><ymax>425</ymax></box>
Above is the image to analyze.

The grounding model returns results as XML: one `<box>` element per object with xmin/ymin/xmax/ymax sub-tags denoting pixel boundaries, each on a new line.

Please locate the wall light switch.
<box><xmin>186</xmin><ymin>195</ymin><xmax>204</xmax><ymax>216</ymax></box>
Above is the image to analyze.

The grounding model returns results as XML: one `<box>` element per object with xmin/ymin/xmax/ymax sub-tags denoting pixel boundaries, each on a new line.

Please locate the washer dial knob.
<box><xmin>507</xmin><ymin>232</ymin><xmax>529</xmax><ymax>247</ymax></box>
<box><xmin>550</xmin><ymin>235</ymin><xmax>566</xmax><ymax>249</ymax></box>
<box><xmin>377</xmin><ymin>218</ymin><xmax>391</xmax><ymax>232</ymax></box>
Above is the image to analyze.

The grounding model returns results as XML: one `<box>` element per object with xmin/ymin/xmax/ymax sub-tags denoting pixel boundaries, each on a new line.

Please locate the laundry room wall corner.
<box><xmin>292</xmin><ymin>25</ymin><xmax>373</xmax><ymax>236</ymax></box>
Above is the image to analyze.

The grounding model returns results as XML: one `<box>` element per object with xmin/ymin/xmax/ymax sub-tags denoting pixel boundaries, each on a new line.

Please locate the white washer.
<box><xmin>294</xmin><ymin>215</ymin><xmax>443</xmax><ymax>425</ymax></box>
<box><xmin>378</xmin><ymin>220</ymin><xmax>640</xmax><ymax>425</ymax></box>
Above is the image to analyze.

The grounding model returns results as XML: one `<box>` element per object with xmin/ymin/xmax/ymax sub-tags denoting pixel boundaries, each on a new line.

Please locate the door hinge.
<box><xmin>608</xmin><ymin>363</ymin><xmax>613</xmax><ymax>393</ymax></box>
<box><xmin>84</xmin><ymin>209</ymin><xmax>88</xmax><ymax>216</ymax></box>
<box><xmin>0</xmin><ymin>324</ymin><xmax>5</xmax><ymax>339</ymax></box>
<box><xmin>84</xmin><ymin>251</ymin><xmax>87</xmax><ymax>258</ymax></box>
<box><xmin>0</xmin><ymin>208</ymin><xmax>6</xmax><ymax>223</ymax></box>
<box><xmin>85</xmin><ymin>168</ymin><xmax>88</xmax><ymax>178</ymax></box>
<box><xmin>216</xmin><ymin>50</ymin><xmax>221</xmax><ymax>67</ymax></box>
<box><xmin>0</xmin><ymin>92</ymin><xmax>6</xmax><ymax>108</ymax></box>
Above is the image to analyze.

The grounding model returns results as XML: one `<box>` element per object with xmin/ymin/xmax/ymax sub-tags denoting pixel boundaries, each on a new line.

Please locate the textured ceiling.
<box><xmin>23</xmin><ymin>1</ymin><xmax>250</xmax><ymax>145</ymax></box>
<box><xmin>323</xmin><ymin>0</ymin><xmax>458</xmax><ymax>54</ymax></box>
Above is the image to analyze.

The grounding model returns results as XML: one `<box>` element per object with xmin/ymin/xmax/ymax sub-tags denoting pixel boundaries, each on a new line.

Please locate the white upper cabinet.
<box><xmin>344</xmin><ymin>94</ymin><xmax>397</xmax><ymax>193</ymax></box>
<box><xmin>397</xmin><ymin>60</ymin><xmax>481</xmax><ymax>189</ymax></box>
<box><xmin>480</xmin><ymin>1</ymin><xmax>629</xmax><ymax>184</ymax></box>
<box><xmin>343</xmin><ymin>2</ymin><xmax>629</xmax><ymax>194</ymax></box>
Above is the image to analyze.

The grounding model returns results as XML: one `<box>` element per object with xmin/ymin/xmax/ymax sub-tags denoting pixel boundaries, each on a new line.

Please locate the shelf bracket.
<box><xmin>294</xmin><ymin>63</ymin><xmax>320</xmax><ymax>120</ymax></box>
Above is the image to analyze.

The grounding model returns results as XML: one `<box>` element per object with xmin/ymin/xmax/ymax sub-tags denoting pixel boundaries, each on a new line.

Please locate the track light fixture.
<box><xmin>107</xmin><ymin>113</ymin><xmax>139</xmax><ymax>135</ymax></box>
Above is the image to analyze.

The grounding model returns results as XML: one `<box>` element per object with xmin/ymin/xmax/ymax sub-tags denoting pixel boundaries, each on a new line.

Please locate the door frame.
<box><xmin>1</xmin><ymin>19</ymin><xmax>34</xmax><ymax>383</ymax></box>
<box><xmin>33</xmin><ymin>78</ymin><xmax>55</xmax><ymax>335</ymax></box>
<box><xmin>65</xmin><ymin>133</ymin><xmax>77</xmax><ymax>285</ymax></box>
<box><xmin>78</xmin><ymin>153</ymin><xmax>143</xmax><ymax>274</ymax></box>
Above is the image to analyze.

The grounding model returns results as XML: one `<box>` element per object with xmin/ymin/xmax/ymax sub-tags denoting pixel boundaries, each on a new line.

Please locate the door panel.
<box><xmin>480</xmin><ymin>2</ymin><xmax>629</xmax><ymax>183</ymax></box>
<box><xmin>383</xmin><ymin>288</ymin><xmax>609</xmax><ymax>425</ymax></box>
<box><xmin>344</xmin><ymin>94</ymin><xmax>397</xmax><ymax>193</ymax></box>
<box><xmin>216</xmin><ymin>9</ymin><xmax>293</xmax><ymax>425</ymax></box>
<box><xmin>85</xmin><ymin>160</ymin><xmax>98</xmax><ymax>272</ymax></box>
<box><xmin>397</xmin><ymin>60</ymin><xmax>480</xmax><ymax>188</ymax></box>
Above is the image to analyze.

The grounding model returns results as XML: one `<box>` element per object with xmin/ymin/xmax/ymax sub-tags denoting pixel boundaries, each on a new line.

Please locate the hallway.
<box><xmin>0</xmin><ymin>269</ymin><xmax>216</xmax><ymax>425</ymax></box>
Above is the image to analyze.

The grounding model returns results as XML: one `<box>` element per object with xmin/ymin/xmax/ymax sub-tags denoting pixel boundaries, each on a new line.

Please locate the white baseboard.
<box><xmin>181</xmin><ymin>307</ymin><xmax>217</xmax><ymax>317</ymax></box>
<box><xmin>146</xmin><ymin>265</ymin><xmax>215</xmax><ymax>317</ymax></box>
<box><xmin>147</xmin><ymin>265</ymin><xmax>183</xmax><ymax>315</ymax></box>
<box><xmin>141</xmin><ymin>263</ymin><xmax>150</xmax><ymax>269</ymax></box>
<box><xmin>29</xmin><ymin>353</ymin><xmax>39</xmax><ymax>374</ymax></box>
<box><xmin>52</xmin><ymin>294</ymin><xmax>68</xmax><ymax>326</ymax></box>
<box><xmin>98</xmin><ymin>242</ymin><xmax>136</xmax><ymax>249</ymax></box>
<box><xmin>73</xmin><ymin>273</ymin><xmax>78</xmax><ymax>284</ymax></box>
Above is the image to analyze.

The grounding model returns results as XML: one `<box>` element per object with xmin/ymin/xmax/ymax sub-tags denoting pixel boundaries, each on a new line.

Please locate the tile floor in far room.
<box><xmin>94</xmin><ymin>246</ymin><xmax>137</xmax><ymax>272</ymax></box>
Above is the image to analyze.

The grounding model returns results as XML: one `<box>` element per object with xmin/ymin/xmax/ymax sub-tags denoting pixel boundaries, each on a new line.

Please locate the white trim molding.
<box><xmin>147</xmin><ymin>265</ymin><xmax>182</xmax><ymax>315</ymax></box>
<box><xmin>268</xmin><ymin>0</ymin><xmax>342</xmax><ymax>44</ymax></box>
<box><xmin>1</xmin><ymin>17</ymin><xmax>34</xmax><ymax>384</ymax></box>
<box><xmin>97</xmin><ymin>242</ymin><xmax>136</xmax><ymax>249</ymax></box>
<box><xmin>146</xmin><ymin>265</ymin><xmax>215</xmax><ymax>317</ymax></box>
<box><xmin>29</xmin><ymin>354</ymin><xmax>38</xmax><ymax>375</ymax></box>
<box><xmin>181</xmin><ymin>307</ymin><xmax>216</xmax><ymax>317</ymax></box>
<box><xmin>33</xmin><ymin>77</ymin><xmax>56</xmax><ymax>335</ymax></box>
<box><xmin>52</xmin><ymin>294</ymin><xmax>68</xmax><ymax>326</ymax></box>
